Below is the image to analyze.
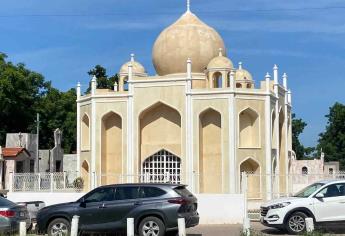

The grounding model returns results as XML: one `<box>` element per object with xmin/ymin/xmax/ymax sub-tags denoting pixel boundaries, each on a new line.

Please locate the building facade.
<box><xmin>76</xmin><ymin>5</ymin><xmax>293</xmax><ymax>199</ymax></box>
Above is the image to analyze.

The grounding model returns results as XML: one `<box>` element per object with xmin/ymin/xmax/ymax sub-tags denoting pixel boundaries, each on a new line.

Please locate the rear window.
<box><xmin>174</xmin><ymin>186</ymin><xmax>194</xmax><ymax>197</ymax></box>
<box><xmin>140</xmin><ymin>187</ymin><xmax>166</xmax><ymax>198</ymax></box>
<box><xmin>0</xmin><ymin>197</ymin><xmax>16</xmax><ymax>207</ymax></box>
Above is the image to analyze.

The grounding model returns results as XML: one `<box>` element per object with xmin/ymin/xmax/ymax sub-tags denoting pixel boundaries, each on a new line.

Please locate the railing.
<box><xmin>243</xmin><ymin>172</ymin><xmax>345</xmax><ymax>201</ymax></box>
<box><xmin>11</xmin><ymin>172</ymin><xmax>82</xmax><ymax>192</ymax></box>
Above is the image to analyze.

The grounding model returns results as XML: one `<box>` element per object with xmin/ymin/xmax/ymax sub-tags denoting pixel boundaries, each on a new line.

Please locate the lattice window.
<box><xmin>142</xmin><ymin>149</ymin><xmax>181</xmax><ymax>184</ymax></box>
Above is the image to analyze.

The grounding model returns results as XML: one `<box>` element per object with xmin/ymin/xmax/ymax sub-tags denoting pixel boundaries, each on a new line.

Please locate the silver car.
<box><xmin>0</xmin><ymin>197</ymin><xmax>30</xmax><ymax>233</ymax></box>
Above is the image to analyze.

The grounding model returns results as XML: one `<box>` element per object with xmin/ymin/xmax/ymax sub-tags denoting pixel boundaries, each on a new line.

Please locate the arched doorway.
<box><xmin>81</xmin><ymin>160</ymin><xmax>90</xmax><ymax>192</ymax></box>
<box><xmin>240</xmin><ymin>158</ymin><xmax>261</xmax><ymax>199</ymax></box>
<box><xmin>199</xmin><ymin>108</ymin><xmax>222</xmax><ymax>193</ymax></box>
<box><xmin>142</xmin><ymin>149</ymin><xmax>181</xmax><ymax>183</ymax></box>
<box><xmin>101</xmin><ymin>112</ymin><xmax>122</xmax><ymax>185</ymax></box>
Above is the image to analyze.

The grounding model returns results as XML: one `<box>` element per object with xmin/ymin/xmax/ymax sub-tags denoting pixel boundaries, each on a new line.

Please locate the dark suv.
<box><xmin>37</xmin><ymin>183</ymin><xmax>199</xmax><ymax>236</ymax></box>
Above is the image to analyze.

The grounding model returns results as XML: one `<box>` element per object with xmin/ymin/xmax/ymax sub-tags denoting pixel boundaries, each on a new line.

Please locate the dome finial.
<box><xmin>218</xmin><ymin>48</ymin><xmax>223</xmax><ymax>56</ymax></box>
<box><xmin>238</xmin><ymin>62</ymin><xmax>243</xmax><ymax>70</ymax></box>
<box><xmin>130</xmin><ymin>53</ymin><xmax>135</xmax><ymax>62</ymax></box>
<box><xmin>187</xmin><ymin>0</ymin><xmax>191</xmax><ymax>12</ymax></box>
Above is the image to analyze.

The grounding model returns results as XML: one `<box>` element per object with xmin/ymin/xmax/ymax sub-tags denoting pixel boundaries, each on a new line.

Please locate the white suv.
<box><xmin>260</xmin><ymin>180</ymin><xmax>345</xmax><ymax>234</ymax></box>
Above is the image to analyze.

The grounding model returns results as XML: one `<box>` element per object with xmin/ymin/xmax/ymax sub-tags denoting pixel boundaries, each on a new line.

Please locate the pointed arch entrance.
<box><xmin>142</xmin><ymin>149</ymin><xmax>181</xmax><ymax>184</ymax></box>
<box><xmin>101</xmin><ymin>111</ymin><xmax>122</xmax><ymax>185</ymax></box>
<box><xmin>240</xmin><ymin>158</ymin><xmax>261</xmax><ymax>199</ymax></box>
<box><xmin>81</xmin><ymin>160</ymin><xmax>90</xmax><ymax>192</ymax></box>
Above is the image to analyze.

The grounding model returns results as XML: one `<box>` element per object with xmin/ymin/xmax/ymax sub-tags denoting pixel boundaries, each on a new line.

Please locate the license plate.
<box><xmin>20</xmin><ymin>212</ymin><xmax>25</xmax><ymax>217</ymax></box>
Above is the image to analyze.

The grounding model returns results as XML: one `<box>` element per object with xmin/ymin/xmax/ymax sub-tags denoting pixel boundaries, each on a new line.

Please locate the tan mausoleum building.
<box><xmin>76</xmin><ymin>3</ymin><xmax>293</xmax><ymax>200</ymax></box>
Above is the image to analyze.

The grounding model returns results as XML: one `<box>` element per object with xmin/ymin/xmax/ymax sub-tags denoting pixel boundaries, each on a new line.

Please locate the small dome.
<box><xmin>235</xmin><ymin>62</ymin><xmax>253</xmax><ymax>81</ymax></box>
<box><xmin>152</xmin><ymin>10</ymin><xmax>226</xmax><ymax>76</ymax></box>
<box><xmin>207</xmin><ymin>49</ymin><xmax>233</xmax><ymax>70</ymax></box>
<box><xmin>119</xmin><ymin>54</ymin><xmax>146</xmax><ymax>76</ymax></box>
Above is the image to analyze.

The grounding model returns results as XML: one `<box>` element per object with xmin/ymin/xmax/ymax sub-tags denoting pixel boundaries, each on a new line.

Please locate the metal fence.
<box><xmin>11</xmin><ymin>172</ymin><xmax>81</xmax><ymax>192</ymax></box>
<box><xmin>243</xmin><ymin>172</ymin><xmax>345</xmax><ymax>201</ymax></box>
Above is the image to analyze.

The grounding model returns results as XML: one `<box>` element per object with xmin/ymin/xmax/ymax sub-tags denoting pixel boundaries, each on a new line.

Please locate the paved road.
<box><xmin>186</xmin><ymin>222</ymin><xmax>345</xmax><ymax>235</ymax></box>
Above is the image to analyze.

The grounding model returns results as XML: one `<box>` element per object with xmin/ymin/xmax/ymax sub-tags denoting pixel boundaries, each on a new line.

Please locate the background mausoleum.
<box><xmin>76</xmin><ymin>6</ymin><xmax>293</xmax><ymax>200</ymax></box>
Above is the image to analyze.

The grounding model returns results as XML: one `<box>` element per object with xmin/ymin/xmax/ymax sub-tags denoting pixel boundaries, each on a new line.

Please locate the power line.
<box><xmin>0</xmin><ymin>6</ymin><xmax>345</xmax><ymax>17</ymax></box>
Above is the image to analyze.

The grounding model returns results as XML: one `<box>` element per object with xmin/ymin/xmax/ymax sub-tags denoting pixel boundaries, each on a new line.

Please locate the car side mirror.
<box><xmin>315</xmin><ymin>193</ymin><xmax>324</xmax><ymax>199</ymax></box>
<box><xmin>79</xmin><ymin>198</ymin><xmax>86</xmax><ymax>208</ymax></box>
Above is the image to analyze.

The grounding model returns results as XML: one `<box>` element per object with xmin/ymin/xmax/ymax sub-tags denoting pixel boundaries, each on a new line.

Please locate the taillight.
<box><xmin>168</xmin><ymin>198</ymin><xmax>189</xmax><ymax>205</ymax></box>
<box><xmin>0</xmin><ymin>210</ymin><xmax>15</xmax><ymax>218</ymax></box>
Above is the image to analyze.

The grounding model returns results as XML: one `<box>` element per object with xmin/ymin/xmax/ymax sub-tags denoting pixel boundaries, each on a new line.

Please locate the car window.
<box><xmin>140</xmin><ymin>187</ymin><xmax>167</xmax><ymax>198</ymax></box>
<box><xmin>84</xmin><ymin>187</ymin><xmax>115</xmax><ymax>203</ymax></box>
<box><xmin>294</xmin><ymin>183</ymin><xmax>324</xmax><ymax>198</ymax></box>
<box><xmin>174</xmin><ymin>186</ymin><xmax>194</xmax><ymax>198</ymax></box>
<box><xmin>115</xmin><ymin>187</ymin><xmax>140</xmax><ymax>200</ymax></box>
<box><xmin>0</xmin><ymin>197</ymin><xmax>16</xmax><ymax>207</ymax></box>
<box><xmin>318</xmin><ymin>184</ymin><xmax>345</xmax><ymax>198</ymax></box>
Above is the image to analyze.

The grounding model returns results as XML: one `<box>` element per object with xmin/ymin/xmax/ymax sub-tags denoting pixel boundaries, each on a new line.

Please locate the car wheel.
<box><xmin>139</xmin><ymin>216</ymin><xmax>165</xmax><ymax>236</ymax></box>
<box><xmin>47</xmin><ymin>218</ymin><xmax>70</xmax><ymax>236</ymax></box>
<box><xmin>285</xmin><ymin>211</ymin><xmax>307</xmax><ymax>234</ymax></box>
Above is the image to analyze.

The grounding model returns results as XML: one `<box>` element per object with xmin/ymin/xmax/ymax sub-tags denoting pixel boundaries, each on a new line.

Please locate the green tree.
<box><xmin>87</xmin><ymin>65</ymin><xmax>119</xmax><ymax>92</ymax></box>
<box><xmin>36</xmin><ymin>87</ymin><xmax>77</xmax><ymax>153</ymax></box>
<box><xmin>292</xmin><ymin>114</ymin><xmax>315</xmax><ymax>159</ymax></box>
<box><xmin>0</xmin><ymin>53</ymin><xmax>50</xmax><ymax>145</ymax></box>
<box><xmin>317</xmin><ymin>102</ymin><xmax>345</xmax><ymax>169</ymax></box>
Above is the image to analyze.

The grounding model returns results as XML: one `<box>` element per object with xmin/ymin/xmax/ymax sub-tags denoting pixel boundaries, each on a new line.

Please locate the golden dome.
<box><xmin>152</xmin><ymin>10</ymin><xmax>226</xmax><ymax>76</ymax></box>
<box><xmin>119</xmin><ymin>54</ymin><xmax>146</xmax><ymax>76</ymax></box>
<box><xmin>207</xmin><ymin>49</ymin><xmax>233</xmax><ymax>70</ymax></box>
<box><xmin>235</xmin><ymin>62</ymin><xmax>253</xmax><ymax>81</ymax></box>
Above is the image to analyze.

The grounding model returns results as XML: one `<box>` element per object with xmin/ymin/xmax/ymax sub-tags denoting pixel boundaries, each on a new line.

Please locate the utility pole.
<box><xmin>36</xmin><ymin>113</ymin><xmax>40</xmax><ymax>173</ymax></box>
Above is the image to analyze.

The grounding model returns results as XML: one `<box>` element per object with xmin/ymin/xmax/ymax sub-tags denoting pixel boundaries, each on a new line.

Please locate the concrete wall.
<box><xmin>64</xmin><ymin>154</ymin><xmax>77</xmax><ymax>173</ymax></box>
<box><xmin>7</xmin><ymin>192</ymin><xmax>244</xmax><ymax>224</ymax></box>
<box><xmin>8</xmin><ymin>192</ymin><xmax>84</xmax><ymax>206</ymax></box>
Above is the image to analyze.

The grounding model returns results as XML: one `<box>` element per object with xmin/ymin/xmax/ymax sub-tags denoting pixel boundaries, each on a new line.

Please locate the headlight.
<box><xmin>268</xmin><ymin>202</ymin><xmax>291</xmax><ymax>209</ymax></box>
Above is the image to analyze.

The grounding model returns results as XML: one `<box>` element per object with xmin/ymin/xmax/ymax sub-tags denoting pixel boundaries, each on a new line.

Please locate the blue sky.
<box><xmin>1</xmin><ymin>0</ymin><xmax>345</xmax><ymax>147</ymax></box>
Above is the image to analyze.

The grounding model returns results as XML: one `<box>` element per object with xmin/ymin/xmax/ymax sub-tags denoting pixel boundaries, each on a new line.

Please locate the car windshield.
<box><xmin>293</xmin><ymin>183</ymin><xmax>325</xmax><ymax>198</ymax></box>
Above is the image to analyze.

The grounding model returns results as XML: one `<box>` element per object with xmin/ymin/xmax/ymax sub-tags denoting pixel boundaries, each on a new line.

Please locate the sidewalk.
<box><xmin>186</xmin><ymin>224</ymin><xmax>242</xmax><ymax>236</ymax></box>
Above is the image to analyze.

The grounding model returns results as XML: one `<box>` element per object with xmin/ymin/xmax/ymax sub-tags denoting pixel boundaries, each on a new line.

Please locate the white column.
<box><xmin>229</xmin><ymin>70</ymin><xmax>236</xmax><ymax>193</ymax></box>
<box><xmin>185</xmin><ymin>59</ymin><xmax>194</xmax><ymax>191</ymax></box>
<box><xmin>91</xmin><ymin>76</ymin><xmax>96</xmax><ymax>95</ymax></box>
<box><xmin>283</xmin><ymin>73</ymin><xmax>289</xmax><ymax>194</ymax></box>
<box><xmin>91</xmin><ymin>77</ymin><xmax>97</xmax><ymax>188</ymax></box>
<box><xmin>273</xmin><ymin>65</ymin><xmax>280</xmax><ymax>196</ymax></box>
<box><xmin>76</xmin><ymin>82</ymin><xmax>81</xmax><ymax>174</ymax></box>
<box><xmin>127</xmin><ymin>61</ymin><xmax>134</xmax><ymax>182</ymax></box>
<box><xmin>265</xmin><ymin>73</ymin><xmax>272</xmax><ymax>200</ymax></box>
<box><xmin>230</xmin><ymin>69</ymin><xmax>235</xmax><ymax>89</ymax></box>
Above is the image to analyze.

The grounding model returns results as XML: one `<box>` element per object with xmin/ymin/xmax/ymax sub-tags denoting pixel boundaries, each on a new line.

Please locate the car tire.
<box><xmin>47</xmin><ymin>218</ymin><xmax>71</xmax><ymax>236</ymax></box>
<box><xmin>138</xmin><ymin>216</ymin><xmax>165</xmax><ymax>236</ymax></box>
<box><xmin>285</xmin><ymin>211</ymin><xmax>308</xmax><ymax>235</ymax></box>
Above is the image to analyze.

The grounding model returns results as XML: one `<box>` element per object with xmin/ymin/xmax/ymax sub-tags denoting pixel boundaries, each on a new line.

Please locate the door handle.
<box><xmin>99</xmin><ymin>203</ymin><xmax>107</xmax><ymax>208</ymax></box>
<box><xmin>134</xmin><ymin>201</ymin><xmax>143</xmax><ymax>206</ymax></box>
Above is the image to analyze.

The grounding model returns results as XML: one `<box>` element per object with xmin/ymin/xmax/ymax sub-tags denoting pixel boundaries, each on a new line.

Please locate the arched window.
<box><xmin>239</xmin><ymin>108</ymin><xmax>260</xmax><ymax>147</ymax></box>
<box><xmin>236</xmin><ymin>83</ymin><xmax>242</xmax><ymax>88</ymax></box>
<box><xmin>213</xmin><ymin>72</ymin><xmax>222</xmax><ymax>88</ymax></box>
<box><xmin>123</xmin><ymin>76</ymin><xmax>129</xmax><ymax>91</ymax></box>
<box><xmin>246</xmin><ymin>84</ymin><xmax>252</xmax><ymax>89</ymax></box>
<box><xmin>81</xmin><ymin>114</ymin><xmax>90</xmax><ymax>150</ymax></box>
<box><xmin>142</xmin><ymin>150</ymin><xmax>181</xmax><ymax>184</ymax></box>
<box><xmin>302</xmin><ymin>166</ymin><xmax>308</xmax><ymax>175</ymax></box>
